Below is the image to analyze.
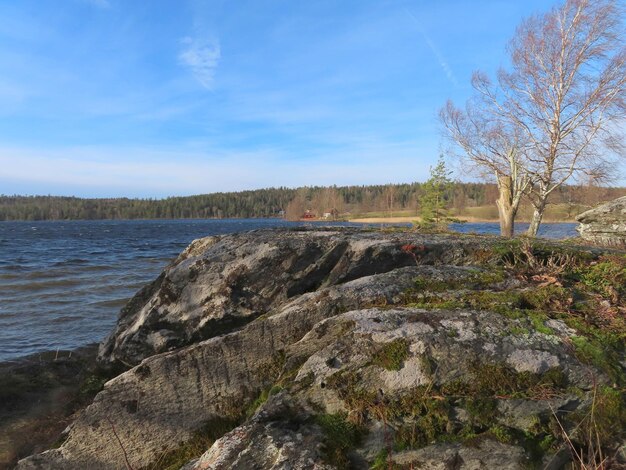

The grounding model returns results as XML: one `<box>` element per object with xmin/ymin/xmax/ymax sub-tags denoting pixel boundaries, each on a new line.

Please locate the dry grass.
<box><xmin>350</xmin><ymin>202</ymin><xmax>589</xmax><ymax>224</ymax></box>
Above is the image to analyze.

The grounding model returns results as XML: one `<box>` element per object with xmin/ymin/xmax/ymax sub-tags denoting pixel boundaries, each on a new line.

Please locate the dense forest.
<box><xmin>0</xmin><ymin>183</ymin><xmax>624</xmax><ymax>221</ymax></box>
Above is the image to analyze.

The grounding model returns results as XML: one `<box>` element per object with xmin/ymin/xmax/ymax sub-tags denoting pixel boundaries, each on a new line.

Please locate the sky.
<box><xmin>0</xmin><ymin>0</ymin><xmax>557</xmax><ymax>198</ymax></box>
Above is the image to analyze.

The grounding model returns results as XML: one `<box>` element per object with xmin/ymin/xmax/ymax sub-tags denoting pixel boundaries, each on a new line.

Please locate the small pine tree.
<box><xmin>420</xmin><ymin>156</ymin><xmax>453</xmax><ymax>224</ymax></box>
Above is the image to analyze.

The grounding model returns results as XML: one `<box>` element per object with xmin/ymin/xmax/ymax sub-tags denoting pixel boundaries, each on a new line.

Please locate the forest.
<box><xmin>0</xmin><ymin>182</ymin><xmax>624</xmax><ymax>221</ymax></box>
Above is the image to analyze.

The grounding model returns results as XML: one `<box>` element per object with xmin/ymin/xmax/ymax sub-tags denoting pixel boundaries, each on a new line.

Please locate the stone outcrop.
<box><xmin>97</xmin><ymin>228</ymin><xmax>495</xmax><ymax>366</ymax></box>
<box><xmin>17</xmin><ymin>228</ymin><xmax>626</xmax><ymax>469</ymax></box>
<box><xmin>576</xmin><ymin>196</ymin><xmax>626</xmax><ymax>247</ymax></box>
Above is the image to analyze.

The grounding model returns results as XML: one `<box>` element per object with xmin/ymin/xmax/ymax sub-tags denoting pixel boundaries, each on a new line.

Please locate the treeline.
<box><xmin>0</xmin><ymin>183</ymin><xmax>624</xmax><ymax>221</ymax></box>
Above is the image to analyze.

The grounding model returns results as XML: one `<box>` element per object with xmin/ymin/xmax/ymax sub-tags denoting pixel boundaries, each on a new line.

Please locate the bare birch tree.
<box><xmin>493</xmin><ymin>0</ymin><xmax>626</xmax><ymax>236</ymax></box>
<box><xmin>440</xmin><ymin>89</ymin><xmax>531</xmax><ymax>237</ymax></box>
<box><xmin>442</xmin><ymin>0</ymin><xmax>625</xmax><ymax>237</ymax></box>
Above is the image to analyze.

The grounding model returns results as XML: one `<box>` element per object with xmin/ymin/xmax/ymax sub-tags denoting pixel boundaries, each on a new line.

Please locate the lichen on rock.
<box><xmin>576</xmin><ymin>196</ymin><xmax>626</xmax><ymax>247</ymax></box>
<box><xmin>16</xmin><ymin>228</ymin><xmax>626</xmax><ymax>469</ymax></box>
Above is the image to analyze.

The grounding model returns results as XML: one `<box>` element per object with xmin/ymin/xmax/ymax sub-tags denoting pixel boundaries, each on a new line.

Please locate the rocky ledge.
<box><xmin>576</xmin><ymin>196</ymin><xmax>626</xmax><ymax>247</ymax></box>
<box><xmin>16</xmin><ymin>228</ymin><xmax>626</xmax><ymax>469</ymax></box>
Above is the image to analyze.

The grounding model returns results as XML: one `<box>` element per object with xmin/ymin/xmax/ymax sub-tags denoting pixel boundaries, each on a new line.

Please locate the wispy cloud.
<box><xmin>179</xmin><ymin>37</ymin><xmax>221</xmax><ymax>89</ymax></box>
<box><xmin>405</xmin><ymin>9</ymin><xmax>458</xmax><ymax>87</ymax></box>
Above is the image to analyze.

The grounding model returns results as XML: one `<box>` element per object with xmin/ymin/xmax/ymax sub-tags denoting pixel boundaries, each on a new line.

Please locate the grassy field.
<box><xmin>349</xmin><ymin>203</ymin><xmax>590</xmax><ymax>223</ymax></box>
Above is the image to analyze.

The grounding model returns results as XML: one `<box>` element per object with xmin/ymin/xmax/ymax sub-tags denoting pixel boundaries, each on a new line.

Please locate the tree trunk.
<box><xmin>526</xmin><ymin>201</ymin><xmax>546</xmax><ymax>238</ymax></box>
<box><xmin>495</xmin><ymin>175</ymin><xmax>516</xmax><ymax>237</ymax></box>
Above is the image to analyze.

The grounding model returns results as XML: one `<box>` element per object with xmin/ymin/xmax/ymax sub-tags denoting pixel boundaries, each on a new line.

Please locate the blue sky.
<box><xmin>0</xmin><ymin>0</ymin><xmax>553</xmax><ymax>197</ymax></box>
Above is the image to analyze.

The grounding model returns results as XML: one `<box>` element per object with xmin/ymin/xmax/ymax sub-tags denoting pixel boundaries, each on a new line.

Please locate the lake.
<box><xmin>0</xmin><ymin>219</ymin><xmax>578</xmax><ymax>361</ymax></box>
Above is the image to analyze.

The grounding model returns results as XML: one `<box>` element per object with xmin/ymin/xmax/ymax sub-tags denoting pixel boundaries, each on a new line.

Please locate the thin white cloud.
<box><xmin>179</xmin><ymin>37</ymin><xmax>221</xmax><ymax>89</ymax></box>
<box><xmin>405</xmin><ymin>9</ymin><xmax>458</xmax><ymax>87</ymax></box>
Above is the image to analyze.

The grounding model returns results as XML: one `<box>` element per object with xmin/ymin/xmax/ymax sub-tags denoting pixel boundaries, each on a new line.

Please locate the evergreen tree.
<box><xmin>419</xmin><ymin>156</ymin><xmax>453</xmax><ymax>224</ymax></box>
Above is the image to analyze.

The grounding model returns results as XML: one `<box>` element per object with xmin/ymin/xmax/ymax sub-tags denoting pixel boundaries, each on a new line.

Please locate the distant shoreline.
<box><xmin>0</xmin><ymin>215</ymin><xmax>579</xmax><ymax>224</ymax></box>
<box><xmin>347</xmin><ymin>216</ymin><xmax>578</xmax><ymax>224</ymax></box>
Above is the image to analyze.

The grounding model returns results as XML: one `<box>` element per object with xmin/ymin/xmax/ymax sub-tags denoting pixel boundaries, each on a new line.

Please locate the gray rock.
<box><xmin>576</xmin><ymin>196</ymin><xmax>626</xmax><ymax>247</ymax></box>
<box><xmin>506</xmin><ymin>349</ymin><xmax>560</xmax><ymax>374</ymax></box>
<box><xmin>17</xmin><ymin>265</ymin><xmax>443</xmax><ymax>469</ymax></box>
<box><xmin>392</xmin><ymin>440</ymin><xmax>526</xmax><ymax>469</ymax></box>
<box><xmin>97</xmin><ymin>228</ymin><xmax>496</xmax><ymax>366</ymax></box>
<box><xmin>182</xmin><ymin>393</ymin><xmax>332</xmax><ymax>470</ymax></box>
<box><xmin>16</xmin><ymin>229</ymin><xmax>624</xmax><ymax>470</ymax></box>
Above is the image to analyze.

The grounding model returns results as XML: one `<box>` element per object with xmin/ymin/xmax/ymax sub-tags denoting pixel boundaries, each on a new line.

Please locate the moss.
<box><xmin>276</xmin><ymin>354</ymin><xmax>311</xmax><ymax>390</ymax></box>
<box><xmin>589</xmin><ymin>386</ymin><xmax>626</xmax><ymax>443</ymax></box>
<box><xmin>295</xmin><ymin>371</ymin><xmax>315</xmax><ymax>390</ymax></box>
<box><xmin>143</xmin><ymin>416</ymin><xmax>240</xmax><ymax>470</ymax></box>
<box><xmin>406</xmin><ymin>285</ymin><xmax>566</xmax><ymax>317</ymax></box>
<box><xmin>570</xmin><ymin>335</ymin><xmax>624</xmax><ymax>385</ymax></box>
<box><xmin>471</xmin><ymin>268</ymin><xmax>507</xmax><ymax>285</ymax></box>
<box><xmin>565</xmin><ymin>316</ymin><xmax>625</xmax><ymax>350</ymax></box>
<box><xmin>370</xmin><ymin>449</ymin><xmax>401</xmax><ymax>469</ymax></box>
<box><xmin>325</xmin><ymin>371</ymin><xmax>378</xmax><ymax>422</ymax></box>
<box><xmin>528</xmin><ymin>312</ymin><xmax>553</xmax><ymax>335</ymax></box>
<box><xmin>419</xmin><ymin>355</ymin><xmax>437</xmax><ymax>378</ymax></box>
<box><xmin>315</xmin><ymin>413</ymin><xmax>364</xmax><ymax>469</ymax></box>
<box><xmin>446</xmin><ymin>328</ymin><xmax>460</xmax><ymax>338</ymax></box>
<box><xmin>328</xmin><ymin>360</ymin><xmax>572</xmax><ymax>462</ymax></box>
<box><xmin>488</xmin><ymin>424</ymin><xmax>514</xmax><ymax>444</ymax></box>
<box><xmin>411</xmin><ymin>268</ymin><xmax>507</xmax><ymax>294</ymax></box>
<box><xmin>392</xmin><ymin>396</ymin><xmax>453</xmax><ymax>450</ymax></box>
<box><xmin>413</xmin><ymin>276</ymin><xmax>451</xmax><ymax>292</ymax></box>
<box><xmin>49</xmin><ymin>433</ymin><xmax>69</xmax><ymax>449</ymax></box>
<box><xmin>372</xmin><ymin>339</ymin><xmax>410</xmax><ymax>371</ymax></box>
<box><xmin>269</xmin><ymin>349</ymin><xmax>287</xmax><ymax>377</ymax></box>
<box><xmin>516</xmin><ymin>419</ymin><xmax>560</xmax><ymax>468</ymax></box>
<box><xmin>245</xmin><ymin>385</ymin><xmax>284</xmax><ymax>418</ymax></box>
<box><xmin>441</xmin><ymin>362</ymin><xmax>567</xmax><ymax>400</ymax></box>
<box><xmin>560</xmin><ymin>385</ymin><xmax>626</xmax><ymax>462</ymax></box>
<box><xmin>464</xmin><ymin>397</ymin><xmax>499</xmax><ymax>428</ymax></box>
<box><xmin>572</xmin><ymin>255</ymin><xmax>626</xmax><ymax>299</ymax></box>
<box><xmin>78</xmin><ymin>373</ymin><xmax>108</xmax><ymax>398</ymax></box>
<box><xmin>507</xmin><ymin>325</ymin><xmax>530</xmax><ymax>336</ymax></box>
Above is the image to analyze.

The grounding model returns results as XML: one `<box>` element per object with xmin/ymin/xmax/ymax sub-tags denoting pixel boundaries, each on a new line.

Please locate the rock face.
<box><xmin>17</xmin><ymin>228</ymin><xmax>626</xmax><ymax>469</ymax></box>
<box><xmin>181</xmin><ymin>392</ymin><xmax>333</xmax><ymax>470</ymax></box>
<box><xmin>97</xmin><ymin>228</ymin><xmax>492</xmax><ymax>366</ymax></box>
<box><xmin>576</xmin><ymin>196</ymin><xmax>626</xmax><ymax>247</ymax></box>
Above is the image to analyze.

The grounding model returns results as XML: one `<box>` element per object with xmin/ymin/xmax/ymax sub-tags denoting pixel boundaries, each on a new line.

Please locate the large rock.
<box><xmin>97</xmin><ymin>228</ymin><xmax>494</xmax><ymax>366</ymax></box>
<box><xmin>166</xmin><ymin>306</ymin><xmax>600</xmax><ymax>470</ymax></box>
<box><xmin>576</xmin><ymin>196</ymin><xmax>626</xmax><ymax>247</ymax></box>
<box><xmin>17</xmin><ymin>265</ymin><xmax>449</xmax><ymax>469</ymax></box>
<box><xmin>16</xmin><ymin>228</ymin><xmax>626</xmax><ymax>469</ymax></box>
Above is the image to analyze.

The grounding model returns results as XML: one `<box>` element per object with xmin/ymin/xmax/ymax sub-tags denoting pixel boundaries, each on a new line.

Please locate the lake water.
<box><xmin>0</xmin><ymin>219</ymin><xmax>578</xmax><ymax>361</ymax></box>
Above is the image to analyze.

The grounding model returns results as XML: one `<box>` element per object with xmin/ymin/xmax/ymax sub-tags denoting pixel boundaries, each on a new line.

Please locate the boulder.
<box><xmin>576</xmin><ymin>196</ymin><xmax>626</xmax><ymax>247</ymax></box>
<box><xmin>97</xmin><ymin>228</ymin><xmax>496</xmax><ymax>366</ymax></box>
<box><xmin>16</xmin><ymin>228</ymin><xmax>626</xmax><ymax>469</ymax></box>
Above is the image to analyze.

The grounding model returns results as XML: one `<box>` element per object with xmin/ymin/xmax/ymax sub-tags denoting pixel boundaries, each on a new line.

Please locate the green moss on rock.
<box><xmin>372</xmin><ymin>339</ymin><xmax>410</xmax><ymax>371</ymax></box>
<box><xmin>315</xmin><ymin>413</ymin><xmax>364</xmax><ymax>469</ymax></box>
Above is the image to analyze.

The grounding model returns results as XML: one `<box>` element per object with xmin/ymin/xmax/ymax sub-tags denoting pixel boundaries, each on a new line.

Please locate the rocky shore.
<box><xmin>11</xmin><ymin>228</ymin><xmax>626</xmax><ymax>469</ymax></box>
